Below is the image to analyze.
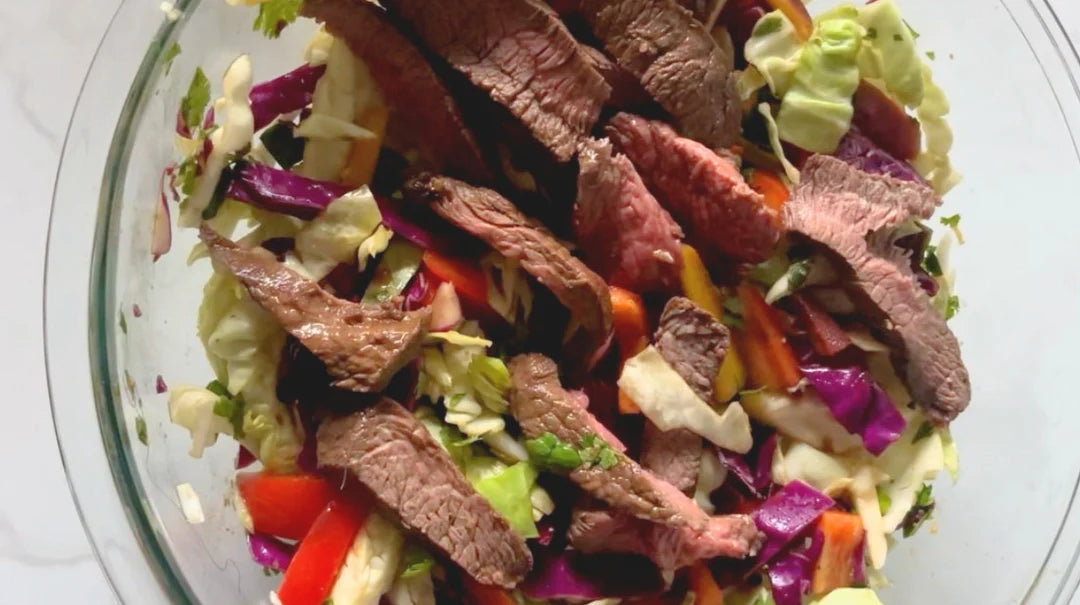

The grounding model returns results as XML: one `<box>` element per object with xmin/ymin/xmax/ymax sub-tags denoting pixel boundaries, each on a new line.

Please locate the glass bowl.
<box><xmin>44</xmin><ymin>0</ymin><xmax>1080</xmax><ymax>603</ymax></box>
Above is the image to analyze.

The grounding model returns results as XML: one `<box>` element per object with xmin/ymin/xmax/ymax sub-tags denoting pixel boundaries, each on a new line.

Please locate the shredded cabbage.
<box><xmin>856</xmin><ymin>1</ymin><xmax>923</xmax><ymax>107</ymax></box>
<box><xmin>167</xmin><ymin>385</ymin><xmax>234</xmax><ymax>458</ymax></box>
<box><xmin>777</xmin><ymin>7</ymin><xmax>863</xmax><ymax>153</ymax></box>
<box><xmin>470</xmin><ymin>460</ymin><xmax>541</xmax><ymax>538</ymax></box>
<box><xmin>619</xmin><ymin>346</ymin><xmax>753</xmax><ymax>454</ymax></box>
<box><xmin>741</xmin><ymin>391</ymin><xmax>864</xmax><ymax>455</ymax></box>
<box><xmin>745</xmin><ymin>12</ymin><xmax>804</xmax><ymax>96</ymax></box>
<box><xmin>180</xmin><ymin>55</ymin><xmax>255</xmax><ymax>227</ymax></box>
<box><xmin>758</xmin><ymin>103</ymin><xmax>801</xmax><ymax>184</ymax></box>
<box><xmin>357</xmin><ymin>224</ymin><xmax>394</xmax><ymax>271</ymax></box>
<box><xmin>912</xmin><ymin>64</ymin><xmax>960</xmax><ymax>194</ymax></box>
<box><xmin>295</xmin><ymin>114</ymin><xmax>376</xmax><ymax>141</ymax></box>
<box><xmin>292</xmin><ymin>185</ymin><xmax>383</xmax><ymax>280</ymax></box>
<box><xmin>329</xmin><ymin>513</ymin><xmax>404</xmax><ymax>605</ymax></box>
<box><xmin>480</xmin><ymin>253</ymin><xmax>534</xmax><ymax>324</ymax></box>
<box><xmin>194</xmin><ymin>270</ymin><xmax>302</xmax><ymax>471</ymax></box>
<box><xmin>418</xmin><ymin>323</ymin><xmax>508</xmax><ymax>438</ymax></box>
<box><xmin>362</xmin><ymin>239</ymin><xmax>423</xmax><ymax>303</ymax></box>
<box><xmin>693</xmin><ymin>448</ymin><xmax>729</xmax><ymax>514</ymax></box>
<box><xmin>387</xmin><ymin>571</ymin><xmax>436</xmax><ymax>605</ymax></box>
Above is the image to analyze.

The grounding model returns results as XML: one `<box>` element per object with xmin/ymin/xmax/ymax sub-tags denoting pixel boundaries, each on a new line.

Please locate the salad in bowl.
<box><xmin>155</xmin><ymin>0</ymin><xmax>968</xmax><ymax>603</ymax></box>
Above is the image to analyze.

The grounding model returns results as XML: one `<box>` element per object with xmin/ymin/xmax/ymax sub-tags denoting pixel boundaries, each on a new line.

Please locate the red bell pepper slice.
<box><xmin>277</xmin><ymin>497</ymin><xmax>370</xmax><ymax>605</ymax></box>
<box><xmin>236</xmin><ymin>473</ymin><xmax>335</xmax><ymax>541</ymax></box>
<box><xmin>421</xmin><ymin>249</ymin><xmax>489</xmax><ymax>309</ymax></box>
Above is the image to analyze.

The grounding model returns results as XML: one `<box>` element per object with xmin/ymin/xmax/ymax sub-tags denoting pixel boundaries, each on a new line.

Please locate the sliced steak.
<box><xmin>792</xmin><ymin>155</ymin><xmax>940</xmax><ymax>234</ymax></box>
<box><xmin>640</xmin><ymin>296</ymin><xmax>731</xmax><ymax>493</ymax></box>
<box><xmin>674</xmin><ymin>0</ymin><xmax>725</xmax><ymax>25</ymax></box>
<box><xmin>608</xmin><ymin>113</ymin><xmax>780</xmax><ymax>263</ymax></box>
<box><xmin>200</xmin><ymin>226</ymin><xmax>430</xmax><ymax>392</ymax></box>
<box><xmin>567</xmin><ymin>507</ymin><xmax>759</xmax><ymax>569</ymax></box>
<box><xmin>581</xmin><ymin>0</ymin><xmax>740</xmax><ymax>148</ymax></box>
<box><xmin>408</xmin><ymin>175</ymin><xmax>613</xmax><ymax>366</ymax></box>
<box><xmin>572</xmin><ymin>138</ymin><xmax>683</xmax><ymax>293</ymax></box>
<box><xmin>784</xmin><ymin>157</ymin><xmax>969</xmax><ymax>424</ymax></box>
<box><xmin>508</xmin><ymin>354</ymin><xmax>734</xmax><ymax>532</ymax></box>
<box><xmin>578</xmin><ymin>45</ymin><xmax>652</xmax><ymax>109</ymax></box>
<box><xmin>317</xmin><ymin>400</ymin><xmax>532</xmax><ymax>588</ymax></box>
<box><xmin>653</xmin><ymin>296</ymin><xmax>730</xmax><ymax>400</ymax></box>
<box><xmin>385</xmin><ymin>0</ymin><xmax>610</xmax><ymax>162</ymax></box>
<box><xmin>302</xmin><ymin>0</ymin><xmax>491</xmax><ymax>183</ymax></box>
<box><xmin>640</xmin><ymin>423</ymin><xmax>701</xmax><ymax>495</ymax></box>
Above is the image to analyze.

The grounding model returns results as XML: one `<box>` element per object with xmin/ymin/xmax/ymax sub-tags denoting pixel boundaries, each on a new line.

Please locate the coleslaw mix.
<box><xmin>155</xmin><ymin>1</ymin><xmax>965</xmax><ymax>604</ymax></box>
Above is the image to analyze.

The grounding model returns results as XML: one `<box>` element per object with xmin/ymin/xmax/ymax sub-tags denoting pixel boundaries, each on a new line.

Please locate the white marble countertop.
<box><xmin>3</xmin><ymin>0</ymin><xmax>1080</xmax><ymax>603</ymax></box>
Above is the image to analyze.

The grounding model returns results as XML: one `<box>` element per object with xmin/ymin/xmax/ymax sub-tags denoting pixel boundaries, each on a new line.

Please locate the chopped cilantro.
<box><xmin>865</xmin><ymin>27</ymin><xmax>878</xmax><ymax>40</ymax></box>
<box><xmin>202</xmin><ymin>159</ymin><xmax>244</xmax><ymax>220</ymax></box>
<box><xmin>901</xmin><ymin>484</ymin><xmax>936</xmax><ymax>537</ymax></box>
<box><xmin>912</xmin><ymin>421</ymin><xmax>934</xmax><ymax>443</ymax></box>
<box><xmin>753</xmin><ymin>15</ymin><xmax>783</xmax><ymax>38</ymax></box>
<box><xmin>135</xmin><ymin>416</ymin><xmax>148</xmax><ymax>445</ymax></box>
<box><xmin>399</xmin><ymin>545</ymin><xmax>435</xmax><ymax>579</ymax></box>
<box><xmin>877</xmin><ymin>486</ymin><xmax>892</xmax><ymax>515</ymax></box>
<box><xmin>579</xmin><ymin>433</ymin><xmax>620</xmax><ymax>470</ymax></box>
<box><xmin>945</xmin><ymin>295</ymin><xmax>960</xmax><ymax>320</ymax></box>
<box><xmin>176</xmin><ymin>156</ymin><xmax>199</xmax><ymax>196</ymax></box>
<box><xmin>253</xmin><ymin>0</ymin><xmax>302</xmax><ymax>39</ymax></box>
<box><xmin>940</xmin><ymin>214</ymin><xmax>961</xmax><ymax>228</ymax></box>
<box><xmin>119</xmin><ymin>310</ymin><xmax>128</xmax><ymax>334</ymax></box>
<box><xmin>926</xmin><ymin>50</ymin><xmax>936</xmax><ymax>60</ymax></box>
<box><xmin>208</xmin><ymin>380</ymin><xmax>245</xmax><ymax>437</ymax></box>
<box><xmin>922</xmin><ymin>245</ymin><xmax>943</xmax><ymax>277</ymax></box>
<box><xmin>206</xmin><ymin>380</ymin><xmax>230</xmax><ymax>397</ymax></box>
<box><xmin>179</xmin><ymin>67</ymin><xmax>210</xmax><ymax>134</ymax></box>
<box><xmin>893</xmin><ymin>33</ymin><xmax>904</xmax><ymax>42</ymax></box>
<box><xmin>526</xmin><ymin>433</ymin><xmax>582</xmax><ymax>471</ymax></box>
<box><xmin>163</xmin><ymin>42</ymin><xmax>181</xmax><ymax>74</ymax></box>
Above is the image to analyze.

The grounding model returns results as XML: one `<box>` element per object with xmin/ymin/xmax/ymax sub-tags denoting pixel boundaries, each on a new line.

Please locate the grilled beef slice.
<box><xmin>407</xmin><ymin>175</ymin><xmax>613</xmax><ymax>366</ymax></box>
<box><xmin>317</xmin><ymin>400</ymin><xmax>532</xmax><ymax>588</ymax></box>
<box><xmin>784</xmin><ymin>155</ymin><xmax>969</xmax><ymax>424</ymax></box>
<box><xmin>572</xmin><ymin>137</ymin><xmax>683</xmax><ymax>293</ymax></box>
<box><xmin>581</xmin><ymin>0</ymin><xmax>741</xmax><ymax>148</ymax></box>
<box><xmin>607</xmin><ymin>113</ymin><xmax>780</xmax><ymax>263</ymax></box>
<box><xmin>200</xmin><ymin>226</ymin><xmax>430</xmax><ymax>392</ymax></box>
<box><xmin>385</xmin><ymin>0</ymin><xmax>610</xmax><ymax>162</ymax></box>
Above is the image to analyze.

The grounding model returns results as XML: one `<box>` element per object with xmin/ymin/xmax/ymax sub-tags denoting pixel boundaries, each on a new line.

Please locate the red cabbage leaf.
<box><xmin>249</xmin><ymin>64</ymin><xmax>326</xmax><ymax>131</ymax></box>
<box><xmin>801</xmin><ymin>364</ymin><xmax>907</xmax><ymax>456</ymax></box>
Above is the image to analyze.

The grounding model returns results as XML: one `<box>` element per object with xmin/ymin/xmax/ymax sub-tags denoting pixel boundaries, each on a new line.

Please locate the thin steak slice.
<box><xmin>385</xmin><ymin>0</ymin><xmax>610</xmax><ymax>162</ymax></box>
<box><xmin>301</xmin><ymin>0</ymin><xmax>492</xmax><ymax>183</ymax></box>
<box><xmin>573</xmin><ymin>137</ymin><xmax>683</xmax><ymax>293</ymax></box>
<box><xmin>581</xmin><ymin>0</ymin><xmax>741</xmax><ymax>148</ymax></box>
<box><xmin>578</xmin><ymin>45</ymin><xmax>652</xmax><ymax>109</ymax></box>
<box><xmin>508</xmin><ymin>353</ymin><xmax>756</xmax><ymax>551</ymax></box>
<box><xmin>567</xmin><ymin>506</ymin><xmax>759</xmax><ymax>569</ymax></box>
<box><xmin>640</xmin><ymin>296</ymin><xmax>731</xmax><ymax>493</ymax></box>
<box><xmin>408</xmin><ymin>175</ymin><xmax>613</xmax><ymax>366</ymax></box>
<box><xmin>317</xmin><ymin>400</ymin><xmax>532</xmax><ymax>588</ymax></box>
<box><xmin>607</xmin><ymin>113</ymin><xmax>780</xmax><ymax>263</ymax></box>
<box><xmin>200</xmin><ymin>226</ymin><xmax>430</xmax><ymax>393</ymax></box>
<box><xmin>784</xmin><ymin>156</ymin><xmax>969</xmax><ymax>424</ymax></box>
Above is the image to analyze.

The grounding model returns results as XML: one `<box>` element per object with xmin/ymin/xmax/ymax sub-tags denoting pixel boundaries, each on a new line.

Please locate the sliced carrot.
<box><xmin>618</xmin><ymin>389</ymin><xmax>641</xmax><ymax>414</ymax></box>
<box><xmin>793</xmin><ymin>293</ymin><xmax>851</xmax><ymax>357</ymax></box>
<box><xmin>737</xmin><ymin>283</ymin><xmax>802</xmax><ymax>391</ymax></box>
<box><xmin>679</xmin><ymin>245</ymin><xmax>724</xmax><ymax>318</ymax></box>
<box><xmin>421</xmin><ymin>249</ymin><xmax>489</xmax><ymax>308</ymax></box>
<box><xmin>690</xmin><ymin>562</ymin><xmax>725</xmax><ymax>605</ymax></box>
<box><xmin>812</xmin><ymin>511</ymin><xmax>866</xmax><ymax>595</ymax></box>
<box><xmin>747</xmin><ymin>168</ymin><xmax>791</xmax><ymax>217</ymax></box>
<box><xmin>339</xmin><ymin>103</ymin><xmax>389</xmax><ymax>188</ymax></box>
<box><xmin>610</xmin><ymin>286</ymin><xmax>649</xmax><ymax>362</ymax></box>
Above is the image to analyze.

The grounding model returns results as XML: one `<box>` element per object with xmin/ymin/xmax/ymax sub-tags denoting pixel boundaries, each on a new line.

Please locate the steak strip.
<box><xmin>408</xmin><ymin>175</ymin><xmax>613</xmax><ymax>366</ymax></box>
<box><xmin>317</xmin><ymin>400</ymin><xmax>532</xmax><ymax>588</ymax></box>
<box><xmin>573</xmin><ymin>137</ymin><xmax>683</xmax><ymax>293</ymax></box>
<box><xmin>581</xmin><ymin>0</ymin><xmax>741</xmax><ymax>148</ymax></box>
<box><xmin>608</xmin><ymin>113</ymin><xmax>780</xmax><ymax>263</ymax></box>
<box><xmin>200</xmin><ymin>226</ymin><xmax>430</xmax><ymax>393</ymax></box>
<box><xmin>784</xmin><ymin>156</ymin><xmax>969</xmax><ymax>423</ymax></box>
<box><xmin>385</xmin><ymin>0</ymin><xmax>610</xmax><ymax>162</ymax></box>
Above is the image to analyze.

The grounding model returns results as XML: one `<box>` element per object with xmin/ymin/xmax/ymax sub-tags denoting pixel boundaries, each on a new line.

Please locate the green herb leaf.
<box><xmin>877</xmin><ymin>486</ymin><xmax>892</xmax><ymax>515</ymax></box>
<box><xmin>206</xmin><ymin>380</ymin><xmax>230</xmax><ymax>398</ymax></box>
<box><xmin>163</xmin><ymin>42</ymin><xmax>181</xmax><ymax>75</ymax></box>
<box><xmin>865</xmin><ymin>27</ymin><xmax>878</xmax><ymax>40</ymax></box>
<box><xmin>399</xmin><ymin>545</ymin><xmax>435</xmax><ymax>579</ymax></box>
<box><xmin>787</xmin><ymin>259</ymin><xmax>812</xmax><ymax>291</ymax></box>
<box><xmin>911</xmin><ymin>421</ymin><xmax>934</xmax><ymax>443</ymax></box>
<box><xmin>926</xmin><ymin>50</ymin><xmax>936</xmax><ymax>60</ymax></box>
<box><xmin>525</xmin><ymin>432</ymin><xmax>582</xmax><ymax>471</ymax></box>
<box><xmin>922</xmin><ymin>245</ymin><xmax>943</xmax><ymax>277</ymax></box>
<box><xmin>135</xmin><ymin>415</ymin><xmax>149</xmax><ymax>446</ymax></box>
<box><xmin>253</xmin><ymin>0</ymin><xmax>302</xmax><ymax>39</ymax></box>
<box><xmin>578</xmin><ymin>432</ymin><xmax>620</xmax><ymax>470</ymax></box>
<box><xmin>180</xmin><ymin>67</ymin><xmax>210</xmax><ymax>133</ymax></box>
<box><xmin>945</xmin><ymin>295</ymin><xmax>960</xmax><ymax>320</ymax></box>
<box><xmin>893</xmin><ymin>33</ymin><xmax>904</xmax><ymax>42</ymax></box>
<box><xmin>176</xmin><ymin>156</ymin><xmax>199</xmax><ymax>196</ymax></box>
<box><xmin>201</xmin><ymin>159</ymin><xmax>244</xmax><ymax>220</ymax></box>
<box><xmin>940</xmin><ymin>214</ymin><xmax>961</xmax><ymax>228</ymax></box>
<box><xmin>119</xmin><ymin>311</ymin><xmax>128</xmax><ymax>334</ymax></box>
<box><xmin>208</xmin><ymin>380</ymin><xmax>246</xmax><ymax>438</ymax></box>
<box><xmin>904</xmin><ymin>19</ymin><xmax>920</xmax><ymax>39</ymax></box>
<box><xmin>901</xmin><ymin>483</ymin><xmax>936</xmax><ymax>538</ymax></box>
